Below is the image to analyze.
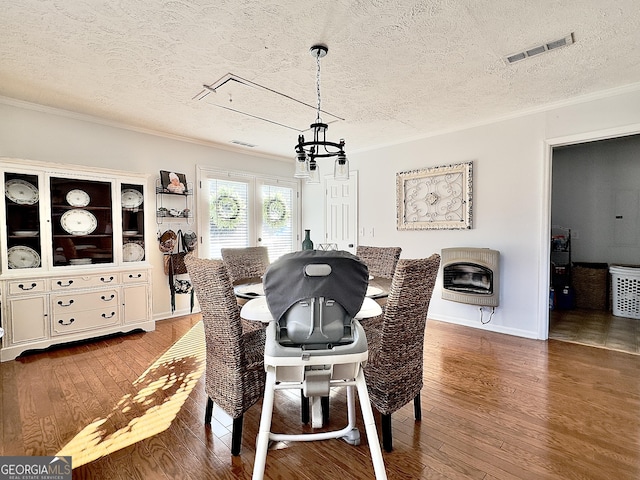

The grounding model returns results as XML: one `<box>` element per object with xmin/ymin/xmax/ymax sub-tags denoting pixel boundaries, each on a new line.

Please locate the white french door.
<box><xmin>196</xmin><ymin>167</ymin><xmax>299</xmax><ymax>262</ymax></box>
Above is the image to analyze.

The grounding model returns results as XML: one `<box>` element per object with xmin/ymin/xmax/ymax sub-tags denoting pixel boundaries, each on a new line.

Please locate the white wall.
<box><xmin>304</xmin><ymin>87</ymin><xmax>640</xmax><ymax>339</ymax></box>
<box><xmin>0</xmin><ymin>100</ymin><xmax>292</xmax><ymax>320</ymax></box>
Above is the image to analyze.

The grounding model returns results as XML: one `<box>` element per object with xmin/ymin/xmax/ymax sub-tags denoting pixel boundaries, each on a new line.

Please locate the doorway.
<box><xmin>548</xmin><ymin>133</ymin><xmax>640</xmax><ymax>354</ymax></box>
<box><xmin>324</xmin><ymin>172</ymin><xmax>358</xmax><ymax>254</ymax></box>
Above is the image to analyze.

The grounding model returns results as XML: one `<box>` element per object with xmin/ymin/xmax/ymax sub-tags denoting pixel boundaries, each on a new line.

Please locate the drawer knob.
<box><xmin>57</xmin><ymin>299</ymin><xmax>75</xmax><ymax>307</ymax></box>
<box><xmin>101</xmin><ymin>276</ymin><xmax>115</xmax><ymax>283</ymax></box>
<box><xmin>129</xmin><ymin>273</ymin><xmax>142</xmax><ymax>279</ymax></box>
<box><xmin>101</xmin><ymin>294</ymin><xmax>116</xmax><ymax>302</ymax></box>
<box><xmin>19</xmin><ymin>283</ymin><xmax>37</xmax><ymax>291</ymax></box>
<box><xmin>57</xmin><ymin>280</ymin><xmax>74</xmax><ymax>287</ymax></box>
<box><xmin>58</xmin><ymin>318</ymin><xmax>75</xmax><ymax>326</ymax></box>
<box><xmin>102</xmin><ymin>312</ymin><xmax>116</xmax><ymax>319</ymax></box>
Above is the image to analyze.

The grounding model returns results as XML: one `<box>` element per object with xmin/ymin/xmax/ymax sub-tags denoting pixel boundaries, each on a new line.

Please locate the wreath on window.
<box><xmin>210</xmin><ymin>188</ymin><xmax>242</xmax><ymax>230</ymax></box>
<box><xmin>263</xmin><ymin>195</ymin><xmax>290</xmax><ymax>228</ymax></box>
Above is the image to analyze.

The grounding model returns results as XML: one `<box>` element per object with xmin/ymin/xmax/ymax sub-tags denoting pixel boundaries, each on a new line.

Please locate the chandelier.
<box><xmin>294</xmin><ymin>44</ymin><xmax>349</xmax><ymax>183</ymax></box>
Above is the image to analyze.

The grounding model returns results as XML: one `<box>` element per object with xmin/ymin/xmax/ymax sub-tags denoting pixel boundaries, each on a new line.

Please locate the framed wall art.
<box><xmin>160</xmin><ymin>170</ymin><xmax>187</xmax><ymax>195</ymax></box>
<box><xmin>396</xmin><ymin>161</ymin><xmax>473</xmax><ymax>230</ymax></box>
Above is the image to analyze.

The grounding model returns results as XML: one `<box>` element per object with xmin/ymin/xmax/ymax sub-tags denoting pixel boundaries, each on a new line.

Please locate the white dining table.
<box><xmin>240</xmin><ymin>296</ymin><xmax>382</xmax><ymax>323</ymax></box>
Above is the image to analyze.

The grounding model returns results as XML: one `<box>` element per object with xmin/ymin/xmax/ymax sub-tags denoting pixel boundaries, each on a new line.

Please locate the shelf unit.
<box><xmin>550</xmin><ymin>225</ymin><xmax>571</xmax><ymax>288</ymax></box>
<box><xmin>0</xmin><ymin>158</ymin><xmax>154</xmax><ymax>361</ymax></box>
<box><xmin>155</xmin><ymin>178</ymin><xmax>193</xmax><ymax>225</ymax></box>
<box><xmin>550</xmin><ymin>225</ymin><xmax>574</xmax><ymax>309</ymax></box>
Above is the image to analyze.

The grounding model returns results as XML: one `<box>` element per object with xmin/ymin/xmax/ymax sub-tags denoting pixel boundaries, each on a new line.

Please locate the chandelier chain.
<box><xmin>316</xmin><ymin>51</ymin><xmax>322</xmax><ymax>122</ymax></box>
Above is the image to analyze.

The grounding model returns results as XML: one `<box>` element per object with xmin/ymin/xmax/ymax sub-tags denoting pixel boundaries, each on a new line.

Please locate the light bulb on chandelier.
<box><xmin>294</xmin><ymin>44</ymin><xmax>349</xmax><ymax>183</ymax></box>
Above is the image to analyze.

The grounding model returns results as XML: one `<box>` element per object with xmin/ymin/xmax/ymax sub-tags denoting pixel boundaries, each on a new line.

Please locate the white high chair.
<box><xmin>249</xmin><ymin>250</ymin><xmax>387</xmax><ymax>480</ymax></box>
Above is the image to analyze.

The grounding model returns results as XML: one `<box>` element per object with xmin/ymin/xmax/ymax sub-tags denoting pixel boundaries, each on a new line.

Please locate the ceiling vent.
<box><xmin>230</xmin><ymin>140</ymin><xmax>257</xmax><ymax>148</ymax></box>
<box><xmin>504</xmin><ymin>33</ymin><xmax>574</xmax><ymax>64</ymax></box>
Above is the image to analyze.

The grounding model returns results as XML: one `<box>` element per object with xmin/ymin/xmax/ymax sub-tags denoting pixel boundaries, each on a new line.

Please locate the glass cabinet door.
<box><xmin>4</xmin><ymin>172</ymin><xmax>42</xmax><ymax>269</ymax></box>
<box><xmin>121</xmin><ymin>183</ymin><xmax>145</xmax><ymax>262</ymax></box>
<box><xmin>50</xmin><ymin>176</ymin><xmax>113</xmax><ymax>266</ymax></box>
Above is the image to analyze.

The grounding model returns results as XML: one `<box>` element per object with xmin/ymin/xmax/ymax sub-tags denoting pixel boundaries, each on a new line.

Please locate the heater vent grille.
<box><xmin>441</xmin><ymin>247</ymin><xmax>500</xmax><ymax>307</ymax></box>
<box><xmin>504</xmin><ymin>33</ymin><xmax>574</xmax><ymax>64</ymax></box>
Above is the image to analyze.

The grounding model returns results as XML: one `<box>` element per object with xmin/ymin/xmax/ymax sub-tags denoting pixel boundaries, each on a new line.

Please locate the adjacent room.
<box><xmin>1</xmin><ymin>1</ymin><xmax>640</xmax><ymax>479</ymax></box>
<box><xmin>550</xmin><ymin>134</ymin><xmax>640</xmax><ymax>354</ymax></box>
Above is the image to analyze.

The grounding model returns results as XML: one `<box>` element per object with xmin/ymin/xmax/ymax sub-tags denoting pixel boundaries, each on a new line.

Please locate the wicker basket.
<box><xmin>572</xmin><ymin>263</ymin><xmax>609</xmax><ymax>310</ymax></box>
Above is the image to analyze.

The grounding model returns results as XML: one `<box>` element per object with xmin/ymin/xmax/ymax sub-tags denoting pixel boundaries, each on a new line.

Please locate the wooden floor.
<box><xmin>2</xmin><ymin>315</ymin><xmax>640</xmax><ymax>479</ymax></box>
<box><xmin>549</xmin><ymin>308</ymin><xmax>640</xmax><ymax>354</ymax></box>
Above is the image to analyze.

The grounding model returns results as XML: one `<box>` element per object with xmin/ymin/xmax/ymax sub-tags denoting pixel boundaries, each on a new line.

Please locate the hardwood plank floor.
<box><xmin>2</xmin><ymin>315</ymin><xmax>639</xmax><ymax>479</ymax></box>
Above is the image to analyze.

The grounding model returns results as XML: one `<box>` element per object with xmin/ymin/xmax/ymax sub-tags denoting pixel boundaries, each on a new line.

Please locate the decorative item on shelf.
<box><xmin>302</xmin><ymin>229</ymin><xmax>314</xmax><ymax>250</ymax></box>
<box><xmin>210</xmin><ymin>187</ymin><xmax>242</xmax><ymax>230</ymax></box>
<box><xmin>60</xmin><ymin>209</ymin><xmax>98</xmax><ymax>235</ymax></box>
<box><xmin>66</xmin><ymin>189</ymin><xmax>90</xmax><ymax>207</ymax></box>
<box><xmin>7</xmin><ymin>245</ymin><xmax>41</xmax><ymax>269</ymax></box>
<box><xmin>5</xmin><ymin>179</ymin><xmax>39</xmax><ymax>205</ymax></box>
<box><xmin>159</xmin><ymin>170</ymin><xmax>187</xmax><ymax>194</ymax></box>
<box><xmin>121</xmin><ymin>188</ymin><xmax>144</xmax><ymax>209</ymax></box>
<box><xmin>69</xmin><ymin>258</ymin><xmax>92</xmax><ymax>265</ymax></box>
<box><xmin>263</xmin><ymin>194</ymin><xmax>290</xmax><ymax>228</ymax></box>
<box><xmin>123</xmin><ymin>242</ymin><xmax>145</xmax><ymax>262</ymax></box>
<box><xmin>294</xmin><ymin>44</ymin><xmax>349</xmax><ymax>183</ymax></box>
<box><xmin>12</xmin><ymin>230</ymin><xmax>38</xmax><ymax>237</ymax></box>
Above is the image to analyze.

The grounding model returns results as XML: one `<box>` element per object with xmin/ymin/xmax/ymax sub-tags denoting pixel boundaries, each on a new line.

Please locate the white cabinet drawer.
<box><xmin>51</xmin><ymin>273</ymin><xmax>119</xmax><ymax>291</ymax></box>
<box><xmin>52</xmin><ymin>308</ymin><xmax>120</xmax><ymax>336</ymax></box>
<box><xmin>52</xmin><ymin>289</ymin><xmax>120</xmax><ymax>314</ymax></box>
<box><xmin>7</xmin><ymin>279</ymin><xmax>47</xmax><ymax>295</ymax></box>
<box><xmin>122</xmin><ymin>270</ymin><xmax>148</xmax><ymax>283</ymax></box>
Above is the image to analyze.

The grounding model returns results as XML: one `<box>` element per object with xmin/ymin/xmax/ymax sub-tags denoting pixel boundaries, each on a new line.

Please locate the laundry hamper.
<box><xmin>610</xmin><ymin>266</ymin><xmax>640</xmax><ymax>319</ymax></box>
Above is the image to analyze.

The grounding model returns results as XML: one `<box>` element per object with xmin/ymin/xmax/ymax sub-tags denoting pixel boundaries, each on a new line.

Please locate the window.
<box><xmin>197</xmin><ymin>168</ymin><xmax>299</xmax><ymax>261</ymax></box>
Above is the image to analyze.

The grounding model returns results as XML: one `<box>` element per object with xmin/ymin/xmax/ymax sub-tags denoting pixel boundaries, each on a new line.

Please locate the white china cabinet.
<box><xmin>0</xmin><ymin>158</ymin><xmax>153</xmax><ymax>361</ymax></box>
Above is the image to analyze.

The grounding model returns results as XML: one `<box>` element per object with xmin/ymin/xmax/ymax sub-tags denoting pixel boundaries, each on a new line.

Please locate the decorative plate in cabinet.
<box><xmin>123</xmin><ymin>242</ymin><xmax>145</xmax><ymax>262</ymax></box>
<box><xmin>5</xmin><ymin>179</ymin><xmax>39</xmax><ymax>205</ymax></box>
<box><xmin>121</xmin><ymin>189</ymin><xmax>144</xmax><ymax>209</ymax></box>
<box><xmin>7</xmin><ymin>245</ymin><xmax>41</xmax><ymax>269</ymax></box>
<box><xmin>60</xmin><ymin>209</ymin><xmax>98</xmax><ymax>235</ymax></box>
<box><xmin>66</xmin><ymin>189</ymin><xmax>90</xmax><ymax>207</ymax></box>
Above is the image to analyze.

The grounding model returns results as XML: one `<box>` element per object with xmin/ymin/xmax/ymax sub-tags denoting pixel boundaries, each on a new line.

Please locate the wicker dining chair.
<box><xmin>184</xmin><ymin>253</ymin><xmax>266</xmax><ymax>456</ymax></box>
<box><xmin>221</xmin><ymin>246</ymin><xmax>270</xmax><ymax>285</ymax></box>
<box><xmin>363</xmin><ymin>254</ymin><xmax>440</xmax><ymax>452</ymax></box>
<box><xmin>356</xmin><ymin>245</ymin><xmax>402</xmax><ymax>279</ymax></box>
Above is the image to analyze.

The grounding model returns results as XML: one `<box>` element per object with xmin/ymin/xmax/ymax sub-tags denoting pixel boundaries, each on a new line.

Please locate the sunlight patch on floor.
<box><xmin>56</xmin><ymin>321</ymin><xmax>205</xmax><ymax>468</ymax></box>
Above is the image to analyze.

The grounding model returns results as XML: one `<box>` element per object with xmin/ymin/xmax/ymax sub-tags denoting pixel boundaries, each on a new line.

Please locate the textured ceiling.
<box><xmin>2</xmin><ymin>0</ymin><xmax>640</xmax><ymax>160</ymax></box>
